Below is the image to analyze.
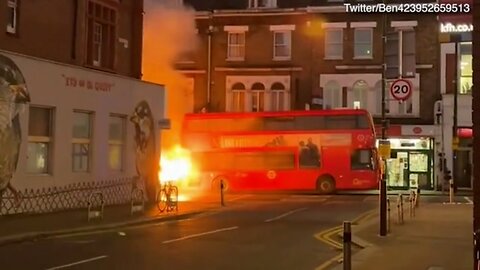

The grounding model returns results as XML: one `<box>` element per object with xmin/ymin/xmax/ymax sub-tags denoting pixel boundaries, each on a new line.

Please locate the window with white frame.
<box><xmin>108</xmin><ymin>115</ymin><xmax>126</xmax><ymax>171</ymax></box>
<box><xmin>323</xmin><ymin>81</ymin><xmax>342</xmax><ymax>109</ymax></box>
<box><xmin>324</xmin><ymin>29</ymin><xmax>343</xmax><ymax>59</ymax></box>
<box><xmin>273</xmin><ymin>31</ymin><xmax>291</xmax><ymax>60</ymax></box>
<box><xmin>27</xmin><ymin>107</ymin><xmax>54</xmax><ymax>174</ymax></box>
<box><xmin>351</xmin><ymin>80</ymin><xmax>369</xmax><ymax>109</ymax></box>
<box><xmin>93</xmin><ymin>22</ymin><xmax>103</xmax><ymax>67</ymax></box>
<box><xmin>271</xmin><ymin>82</ymin><xmax>286</xmax><ymax>111</ymax></box>
<box><xmin>231</xmin><ymin>82</ymin><xmax>246</xmax><ymax>112</ymax></box>
<box><xmin>72</xmin><ymin>111</ymin><xmax>93</xmax><ymax>172</ymax></box>
<box><xmin>249</xmin><ymin>0</ymin><xmax>277</xmax><ymax>8</ymax></box>
<box><xmin>251</xmin><ymin>83</ymin><xmax>265</xmax><ymax>112</ymax></box>
<box><xmin>227</xmin><ymin>32</ymin><xmax>246</xmax><ymax>60</ymax></box>
<box><xmin>6</xmin><ymin>0</ymin><xmax>18</xmax><ymax>34</ymax></box>
<box><xmin>354</xmin><ymin>28</ymin><xmax>373</xmax><ymax>59</ymax></box>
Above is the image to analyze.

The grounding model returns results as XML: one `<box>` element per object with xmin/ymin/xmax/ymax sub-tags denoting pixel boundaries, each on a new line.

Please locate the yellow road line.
<box><xmin>315</xmin><ymin>253</ymin><xmax>343</xmax><ymax>270</ymax></box>
<box><xmin>313</xmin><ymin>209</ymin><xmax>376</xmax><ymax>269</ymax></box>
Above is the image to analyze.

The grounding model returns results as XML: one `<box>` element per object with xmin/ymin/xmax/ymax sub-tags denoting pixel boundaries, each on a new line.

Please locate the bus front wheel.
<box><xmin>316</xmin><ymin>176</ymin><xmax>335</xmax><ymax>194</ymax></box>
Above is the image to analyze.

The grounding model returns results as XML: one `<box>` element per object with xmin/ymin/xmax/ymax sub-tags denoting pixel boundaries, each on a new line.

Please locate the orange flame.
<box><xmin>159</xmin><ymin>145</ymin><xmax>196</xmax><ymax>184</ymax></box>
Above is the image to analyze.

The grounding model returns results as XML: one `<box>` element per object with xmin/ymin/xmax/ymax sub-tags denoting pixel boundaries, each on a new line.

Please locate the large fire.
<box><xmin>159</xmin><ymin>145</ymin><xmax>195</xmax><ymax>184</ymax></box>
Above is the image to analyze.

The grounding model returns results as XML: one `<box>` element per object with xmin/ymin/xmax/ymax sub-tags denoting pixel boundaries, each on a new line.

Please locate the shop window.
<box><xmin>27</xmin><ymin>107</ymin><xmax>54</xmax><ymax>174</ymax></box>
<box><xmin>108</xmin><ymin>114</ymin><xmax>126</xmax><ymax>171</ymax></box>
<box><xmin>459</xmin><ymin>42</ymin><xmax>472</xmax><ymax>95</ymax></box>
<box><xmin>351</xmin><ymin>149</ymin><xmax>374</xmax><ymax>170</ymax></box>
<box><xmin>72</xmin><ymin>111</ymin><xmax>93</xmax><ymax>172</ymax></box>
<box><xmin>86</xmin><ymin>1</ymin><xmax>116</xmax><ymax>69</ymax></box>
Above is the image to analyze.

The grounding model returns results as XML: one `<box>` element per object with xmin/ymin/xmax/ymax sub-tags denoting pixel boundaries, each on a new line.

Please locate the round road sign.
<box><xmin>390</xmin><ymin>79</ymin><xmax>412</xmax><ymax>101</ymax></box>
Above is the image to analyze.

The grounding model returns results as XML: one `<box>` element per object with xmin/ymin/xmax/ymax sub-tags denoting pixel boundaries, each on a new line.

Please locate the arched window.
<box><xmin>271</xmin><ymin>82</ymin><xmax>286</xmax><ymax>111</ymax></box>
<box><xmin>251</xmin><ymin>82</ymin><xmax>265</xmax><ymax>112</ymax></box>
<box><xmin>231</xmin><ymin>82</ymin><xmax>246</xmax><ymax>112</ymax></box>
<box><xmin>351</xmin><ymin>80</ymin><xmax>369</xmax><ymax>109</ymax></box>
<box><xmin>324</xmin><ymin>81</ymin><xmax>342</xmax><ymax>109</ymax></box>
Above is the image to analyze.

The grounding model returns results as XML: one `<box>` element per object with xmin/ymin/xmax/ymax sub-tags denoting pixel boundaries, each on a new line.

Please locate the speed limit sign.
<box><xmin>390</xmin><ymin>79</ymin><xmax>412</xmax><ymax>101</ymax></box>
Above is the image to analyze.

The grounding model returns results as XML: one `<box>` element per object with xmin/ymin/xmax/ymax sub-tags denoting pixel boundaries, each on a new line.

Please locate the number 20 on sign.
<box><xmin>390</xmin><ymin>79</ymin><xmax>412</xmax><ymax>101</ymax></box>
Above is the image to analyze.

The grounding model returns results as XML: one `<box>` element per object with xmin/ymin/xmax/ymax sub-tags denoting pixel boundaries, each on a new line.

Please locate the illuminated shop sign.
<box><xmin>440</xmin><ymin>23</ymin><xmax>473</xmax><ymax>33</ymax></box>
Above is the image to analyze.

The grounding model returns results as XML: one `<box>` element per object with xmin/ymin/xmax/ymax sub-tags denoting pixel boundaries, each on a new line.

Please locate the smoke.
<box><xmin>142</xmin><ymin>0</ymin><xmax>198</xmax><ymax>150</ymax></box>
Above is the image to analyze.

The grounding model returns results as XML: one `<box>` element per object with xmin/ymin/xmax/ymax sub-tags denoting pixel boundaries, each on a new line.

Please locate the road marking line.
<box><xmin>162</xmin><ymin>226</ymin><xmax>239</xmax><ymax>244</ymax></box>
<box><xmin>289</xmin><ymin>195</ymin><xmax>331</xmax><ymax>199</ymax></box>
<box><xmin>45</xmin><ymin>255</ymin><xmax>108</xmax><ymax>270</ymax></box>
<box><xmin>264</xmin><ymin>207</ymin><xmax>308</xmax><ymax>223</ymax></box>
<box><xmin>465</xmin><ymin>196</ymin><xmax>473</xmax><ymax>204</ymax></box>
<box><xmin>315</xmin><ymin>253</ymin><xmax>343</xmax><ymax>270</ymax></box>
<box><xmin>280</xmin><ymin>198</ymin><xmax>327</xmax><ymax>202</ymax></box>
<box><xmin>229</xmin><ymin>194</ymin><xmax>252</xmax><ymax>201</ymax></box>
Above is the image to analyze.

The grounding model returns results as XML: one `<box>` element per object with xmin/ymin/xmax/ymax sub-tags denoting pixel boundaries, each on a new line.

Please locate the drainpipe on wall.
<box><xmin>207</xmin><ymin>23</ymin><xmax>213</xmax><ymax>108</ymax></box>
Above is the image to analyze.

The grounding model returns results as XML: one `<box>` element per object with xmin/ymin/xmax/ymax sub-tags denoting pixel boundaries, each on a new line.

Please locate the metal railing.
<box><xmin>131</xmin><ymin>187</ymin><xmax>145</xmax><ymax>215</ymax></box>
<box><xmin>87</xmin><ymin>192</ymin><xmax>105</xmax><ymax>221</ymax></box>
<box><xmin>0</xmin><ymin>176</ymin><xmax>145</xmax><ymax>216</ymax></box>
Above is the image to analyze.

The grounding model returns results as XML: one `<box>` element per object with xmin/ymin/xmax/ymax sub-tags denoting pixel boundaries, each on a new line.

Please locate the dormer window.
<box><xmin>248</xmin><ymin>0</ymin><xmax>277</xmax><ymax>8</ymax></box>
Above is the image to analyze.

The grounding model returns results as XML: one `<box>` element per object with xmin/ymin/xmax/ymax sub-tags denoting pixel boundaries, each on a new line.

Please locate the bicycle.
<box><xmin>156</xmin><ymin>181</ymin><xmax>179</xmax><ymax>213</ymax></box>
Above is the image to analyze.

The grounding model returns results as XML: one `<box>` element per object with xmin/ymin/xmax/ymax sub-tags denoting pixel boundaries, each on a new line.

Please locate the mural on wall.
<box><xmin>0</xmin><ymin>54</ymin><xmax>30</xmax><ymax>205</ymax></box>
<box><xmin>130</xmin><ymin>100</ymin><xmax>158</xmax><ymax>202</ymax></box>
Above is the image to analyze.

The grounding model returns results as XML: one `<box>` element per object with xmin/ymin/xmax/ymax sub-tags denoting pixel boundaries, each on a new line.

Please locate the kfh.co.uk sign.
<box><xmin>440</xmin><ymin>23</ymin><xmax>473</xmax><ymax>33</ymax></box>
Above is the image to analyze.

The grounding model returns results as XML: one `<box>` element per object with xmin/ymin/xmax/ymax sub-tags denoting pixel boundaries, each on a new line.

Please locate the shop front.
<box><xmin>385</xmin><ymin>138</ymin><xmax>434</xmax><ymax>190</ymax></box>
<box><xmin>375</xmin><ymin>125</ymin><xmax>436</xmax><ymax>190</ymax></box>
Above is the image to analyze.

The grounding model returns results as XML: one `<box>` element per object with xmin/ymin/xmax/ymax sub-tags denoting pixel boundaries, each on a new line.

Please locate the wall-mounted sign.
<box><xmin>440</xmin><ymin>23</ymin><xmax>473</xmax><ymax>33</ymax></box>
<box><xmin>61</xmin><ymin>74</ymin><xmax>114</xmax><ymax>92</ymax></box>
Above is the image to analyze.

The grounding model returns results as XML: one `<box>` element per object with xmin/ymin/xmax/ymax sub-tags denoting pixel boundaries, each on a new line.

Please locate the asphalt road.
<box><xmin>0</xmin><ymin>194</ymin><xmax>399</xmax><ymax>270</ymax></box>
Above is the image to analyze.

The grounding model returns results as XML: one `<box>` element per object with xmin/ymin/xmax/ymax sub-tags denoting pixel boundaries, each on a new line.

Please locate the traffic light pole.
<box><xmin>379</xmin><ymin>6</ymin><xmax>388</xmax><ymax>237</ymax></box>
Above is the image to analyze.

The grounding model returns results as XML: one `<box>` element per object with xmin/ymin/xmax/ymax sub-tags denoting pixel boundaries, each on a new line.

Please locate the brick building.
<box><xmin>0</xmin><ymin>0</ymin><xmax>143</xmax><ymax>78</ymax></box>
<box><xmin>177</xmin><ymin>0</ymin><xmax>442</xmax><ymax>191</ymax></box>
<box><xmin>0</xmin><ymin>0</ymin><xmax>166</xmax><ymax>191</ymax></box>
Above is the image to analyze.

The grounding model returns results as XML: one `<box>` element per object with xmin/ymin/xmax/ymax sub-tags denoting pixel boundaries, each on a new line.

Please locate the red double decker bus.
<box><xmin>181</xmin><ymin>109</ymin><xmax>380</xmax><ymax>194</ymax></box>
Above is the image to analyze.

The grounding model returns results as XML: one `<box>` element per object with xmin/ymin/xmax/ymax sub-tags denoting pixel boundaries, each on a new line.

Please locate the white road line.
<box><xmin>229</xmin><ymin>194</ymin><xmax>252</xmax><ymax>201</ymax></box>
<box><xmin>45</xmin><ymin>255</ymin><xmax>108</xmax><ymax>270</ymax></box>
<box><xmin>264</xmin><ymin>207</ymin><xmax>308</xmax><ymax>223</ymax></box>
<box><xmin>465</xmin><ymin>196</ymin><xmax>473</xmax><ymax>204</ymax></box>
<box><xmin>290</xmin><ymin>195</ymin><xmax>331</xmax><ymax>199</ymax></box>
<box><xmin>162</xmin><ymin>226</ymin><xmax>239</xmax><ymax>244</ymax></box>
<box><xmin>280</xmin><ymin>198</ymin><xmax>327</xmax><ymax>202</ymax></box>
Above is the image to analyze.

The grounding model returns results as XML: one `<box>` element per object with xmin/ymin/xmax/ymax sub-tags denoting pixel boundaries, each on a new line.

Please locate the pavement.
<box><xmin>0</xmin><ymin>192</ymin><xmax>474</xmax><ymax>270</ymax></box>
<box><xmin>329</xmin><ymin>195</ymin><xmax>473</xmax><ymax>270</ymax></box>
<box><xmin>0</xmin><ymin>192</ymin><xmax>233</xmax><ymax>246</ymax></box>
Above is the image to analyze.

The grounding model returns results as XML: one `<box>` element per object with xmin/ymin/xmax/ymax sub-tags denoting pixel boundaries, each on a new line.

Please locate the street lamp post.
<box><xmin>379</xmin><ymin>3</ymin><xmax>388</xmax><ymax>237</ymax></box>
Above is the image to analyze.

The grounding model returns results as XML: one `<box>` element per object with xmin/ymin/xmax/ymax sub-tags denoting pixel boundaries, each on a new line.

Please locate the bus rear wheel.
<box><xmin>316</xmin><ymin>176</ymin><xmax>335</xmax><ymax>194</ymax></box>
